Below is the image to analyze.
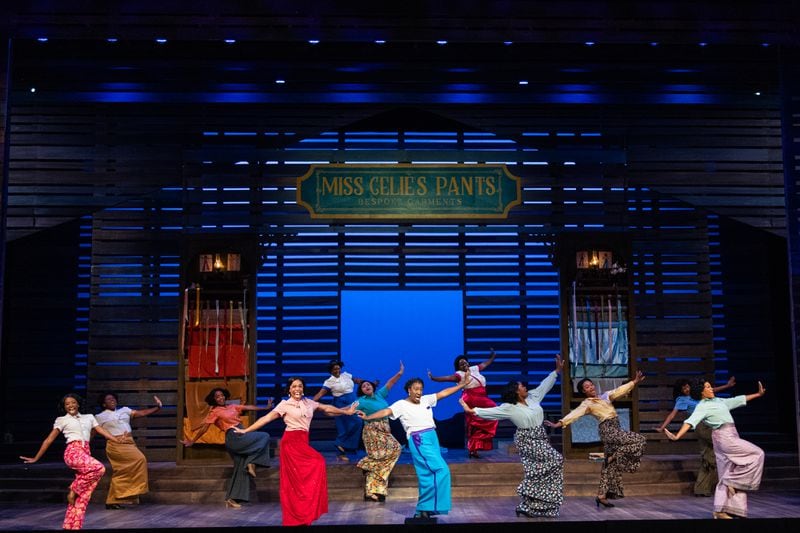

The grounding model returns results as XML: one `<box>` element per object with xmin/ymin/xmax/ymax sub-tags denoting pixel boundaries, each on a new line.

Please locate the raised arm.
<box><xmin>435</xmin><ymin>369</ymin><xmax>470</xmax><ymax>400</ymax></box>
<box><xmin>132</xmin><ymin>395</ymin><xmax>163</xmax><ymax>418</ymax></box>
<box><xmin>20</xmin><ymin>428</ymin><xmax>61</xmax><ymax>463</ymax></box>
<box><xmin>745</xmin><ymin>381</ymin><xmax>766</xmax><ymax>403</ymax></box>
<box><xmin>713</xmin><ymin>376</ymin><xmax>736</xmax><ymax>393</ymax></box>
<box><xmin>384</xmin><ymin>361</ymin><xmax>405</xmax><ymax>390</ymax></box>
<box><xmin>477</xmin><ymin>347</ymin><xmax>496</xmax><ymax>371</ymax></box>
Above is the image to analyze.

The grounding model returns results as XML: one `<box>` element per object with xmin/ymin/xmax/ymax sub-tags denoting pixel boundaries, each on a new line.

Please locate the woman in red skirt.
<box><xmin>21</xmin><ymin>393</ymin><xmax>121</xmax><ymax>530</ymax></box>
<box><xmin>428</xmin><ymin>348</ymin><xmax>497</xmax><ymax>457</ymax></box>
<box><xmin>235</xmin><ymin>377</ymin><xmax>359</xmax><ymax>526</ymax></box>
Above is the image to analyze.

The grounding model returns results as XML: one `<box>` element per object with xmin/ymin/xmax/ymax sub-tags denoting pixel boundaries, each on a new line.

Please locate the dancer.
<box><xmin>312</xmin><ymin>359</ymin><xmax>366</xmax><ymax>460</ymax></box>
<box><xmin>546</xmin><ymin>371</ymin><xmax>646</xmax><ymax>508</ymax></box>
<box><xmin>235</xmin><ymin>376</ymin><xmax>359</xmax><ymax>526</ymax></box>
<box><xmin>356</xmin><ymin>360</ymin><xmax>405</xmax><ymax>502</ymax></box>
<box><xmin>664</xmin><ymin>379</ymin><xmax>766</xmax><ymax>519</ymax></box>
<box><xmin>20</xmin><ymin>393</ymin><xmax>121</xmax><ymax>530</ymax></box>
<box><xmin>656</xmin><ymin>376</ymin><xmax>736</xmax><ymax>496</ymax></box>
<box><xmin>95</xmin><ymin>392</ymin><xmax>162</xmax><ymax>509</ymax></box>
<box><xmin>459</xmin><ymin>354</ymin><xmax>565</xmax><ymax>517</ymax></box>
<box><xmin>358</xmin><ymin>370</ymin><xmax>470</xmax><ymax>519</ymax></box>
<box><xmin>428</xmin><ymin>348</ymin><xmax>497</xmax><ymax>458</ymax></box>
<box><xmin>181</xmin><ymin>388</ymin><xmax>272</xmax><ymax>508</ymax></box>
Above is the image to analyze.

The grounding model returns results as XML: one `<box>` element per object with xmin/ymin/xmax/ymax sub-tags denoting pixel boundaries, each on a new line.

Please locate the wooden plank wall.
<box><xmin>780</xmin><ymin>49</ymin><xmax>800</xmax><ymax>456</ymax></box>
<box><xmin>0</xmin><ymin>38</ymin><xmax>793</xmax><ymax>455</ymax></box>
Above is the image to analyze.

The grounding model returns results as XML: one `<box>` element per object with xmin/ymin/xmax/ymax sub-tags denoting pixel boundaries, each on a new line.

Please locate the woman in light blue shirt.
<box><xmin>656</xmin><ymin>376</ymin><xmax>735</xmax><ymax>496</ymax></box>
<box><xmin>664</xmin><ymin>379</ymin><xmax>766</xmax><ymax>519</ymax></box>
<box><xmin>459</xmin><ymin>355</ymin><xmax>564</xmax><ymax>518</ymax></box>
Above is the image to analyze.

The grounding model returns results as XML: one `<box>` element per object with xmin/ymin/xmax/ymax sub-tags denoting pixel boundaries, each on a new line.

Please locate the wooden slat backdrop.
<box><xmin>0</xmin><ymin>25</ymin><xmax>794</xmax><ymax>454</ymax></box>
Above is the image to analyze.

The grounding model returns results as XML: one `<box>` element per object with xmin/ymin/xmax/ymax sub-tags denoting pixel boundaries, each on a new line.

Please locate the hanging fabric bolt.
<box><xmin>214</xmin><ymin>299</ymin><xmax>220</xmax><ymax>375</ymax></box>
<box><xmin>194</xmin><ymin>286</ymin><xmax>201</xmax><ymax>327</ymax></box>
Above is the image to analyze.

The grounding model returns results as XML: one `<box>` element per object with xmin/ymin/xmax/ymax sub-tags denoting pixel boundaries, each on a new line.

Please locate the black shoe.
<box><xmin>413</xmin><ymin>511</ymin><xmax>431</xmax><ymax>519</ymax></box>
<box><xmin>364</xmin><ymin>494</ymin><xmax>380</xmax><ymax>502</ymax></box>
<box><xmin>595</xmin><ymin>497</ymin><xmax>614</xmax><ymax>508</ymax></box>
<box><xmin>515</xmin><ymin>509</ymin><xmax>534</xmax><ymax>518</ymax></box>
<box><xmin>105</xmin><ymin>504</ymin><xmax>125</xmax><ymax>510</ymax></box>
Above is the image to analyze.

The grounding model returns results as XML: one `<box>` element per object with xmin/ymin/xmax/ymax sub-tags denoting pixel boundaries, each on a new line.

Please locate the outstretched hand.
<box><xmin>632</xmin><ymin>370</ymin><xmax>645</xmax><ymax>385</ymax></box>
<box><xmin>756</xmin><ymin>381</ymin><xmax>766</xmax><ymax>397</ymax></box>
<box><xmin>19</xmin><ymin>456</ymin><xmax>37</xmax><ymax>464</ymax></box>
<box><xmin>543</xmin><ymin>420</ymin><xmax>562</xmax><ymax>429</ymax></box>
<box><xmin>398</xmin><ymin>360</ymin><xmax>405</xmax><ymax>374</ymax></box>
<box><xmin>663</xmin><ymin>428</ymin><xmax>679</xmax><ymax>441</ymax></box>
<box><xmin>153</xmin><ymin>395</ymin><xmax>163</xmax><ymax>408</ymax></box>
<box><xmin>554</xmin><ymin>353</ymin><xmax>564</xmax><ymax>374</ymax></box>
<box><xmin>344</xmin><ymin>401</ymin><xmax>360</xmax><ymax>415</ymax></box>
<box><xmin>726</xmin><ymin>376</ymin><xmax>736</xmax><ymax>388</ymax></box>
<box><xmin>458</xmin><ymin>398</ymin><xmax>473</xmax><ymax>414</ymax></box>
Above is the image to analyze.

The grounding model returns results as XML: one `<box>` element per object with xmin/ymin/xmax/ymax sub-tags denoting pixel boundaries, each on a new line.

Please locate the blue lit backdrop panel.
<box><xmin>341</xmin><ymin>290</ymin><xmax>465</xmax><ymax>419</ymax></box>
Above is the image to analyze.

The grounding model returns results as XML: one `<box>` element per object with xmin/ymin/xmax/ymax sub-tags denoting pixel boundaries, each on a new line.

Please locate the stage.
<box><xmin>2</xmin><ymin>491</ymin><xmax>799</xmax><ymax>532</ymax></box>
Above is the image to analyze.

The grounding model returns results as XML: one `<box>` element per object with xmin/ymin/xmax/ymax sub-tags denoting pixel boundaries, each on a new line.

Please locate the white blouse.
<box><xmin>53</xmin><ymin>413</ymin><xmax>98</xmax><ymax>443</ymax></box>
<box><xmin>95</xmin><ymin>407</ymin><xmax>134</xmax><ymax>436</ymax></box>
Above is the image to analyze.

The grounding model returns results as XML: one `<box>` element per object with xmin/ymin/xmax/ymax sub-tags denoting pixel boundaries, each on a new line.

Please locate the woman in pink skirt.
<box><xmin>21</xmin><ymin>393</ymin><xmax>121</xmax><ymax>529</ymax></box>
<box><xmin>664</xmin><ymin>379</ymin><xmax>766</xmax><ymax>519</ymax></box>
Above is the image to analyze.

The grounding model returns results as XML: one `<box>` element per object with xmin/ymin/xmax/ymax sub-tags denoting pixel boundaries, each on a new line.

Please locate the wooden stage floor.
<box><xmin>2</xmin><ymin>490</ymin><xmax>800</xmax><ymax>532</ymax></box>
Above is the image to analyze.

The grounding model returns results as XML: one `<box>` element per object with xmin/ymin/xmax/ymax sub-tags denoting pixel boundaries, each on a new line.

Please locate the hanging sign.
<box><xmin>296</xmin><ymin>164</ymin><xmax>521</xmax><ymax>219</ymax></box>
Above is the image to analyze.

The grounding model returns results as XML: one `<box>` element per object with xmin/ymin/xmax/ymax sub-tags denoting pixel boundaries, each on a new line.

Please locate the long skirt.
<box><xmin>279</xmin><ymin>430</ymin><xmax>328</xmax><ymax>526</ymax></box>
<box><xmin>711</xmin><ymin>423</ymin><xmax>764</xmax><ymax>517</ymax></box>
<box><xmin>597</xmin><ymin>417</ymin><xmax>646</xmax><ymax>498</ymax></box>
<box><xmin>693</xmin><ymin>422</ymin><xmax>718</xmax><ymax>496</ymax></box>
<box><xmin>105</xmin><ymin>435</ymin><xmax>148</xmax><ymax>504</ymax></box>
<box><xmin>515</xmin><ymin>426</ymin><xmax>564</xmax><ymax>517</ymax></box>
<box><xmin>462</xmin><ymin>387</ymin><xmax>498</xmax><ymax>453</ymax></box>
<box><xmin>63</xmin><ymin>441</ymin><xmax>106</xmax><ymax>530</ymax></box>
<box><xmin>409</xmin><ymin>428</ymin><xmax>451</xmax><ymax>514</ymax></box>
<box><xmin>225</xmin><ymin>427</ymin><xmax>271</xmax><ymax>502</ymax></box>
<box><xmin>333</xmin><ymin>392</ymin><xmax>362</xmax><ymax>451</ymax></box>
<box><xmin>357</xmin><ymin>419</ymin><xmax>401</xmax><ymax>497</ymax></box>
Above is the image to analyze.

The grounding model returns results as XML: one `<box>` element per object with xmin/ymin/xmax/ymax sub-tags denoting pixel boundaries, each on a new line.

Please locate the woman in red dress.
<box><xmin>428</xmin><ymin>348</ymin><xmax>497</xmax><ymax>458</ymax></box>
<box><xmin>235</xmin><ymin>377</ymin><xmax>358</xmax><ymax>526</ymax></box>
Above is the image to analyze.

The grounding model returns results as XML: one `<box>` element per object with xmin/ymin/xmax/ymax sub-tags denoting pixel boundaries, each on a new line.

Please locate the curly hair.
<box><xmin>404</xmin><ymin>377</ymin><xmax>424</xmax><ymax>394</ymax></box>
<box><xmin>689</xmin><ymin>378</ymin><xmax>707</xmax><ymax>401</ymax></box>
<box><xmin>204</xmin><ymin>387</ymin><xmax>231</xmax><ymax>406</ymax></box>
<box><xmin>453</xmin><ymin>355</ymin><xmax>469</xmax><ymax>371</ymax></box>
<box><xmin>358</xmin><ymin>380</ymin><xmax>379</xmax><ymax>397</ymax></box>
<box><xmin>58</xmin><ymin>393</ymin><xmax>83</xmax><ymax>415</ymax></box>
<box><xmin>672</xmin><ymin>379</ymin><xmax>691</xmax><ymax>400</ymax></box>
<box><xmin>576</xmin><ymin>378</ymin><xmax>594</xmax><ymax>397</ymax></box>
<box><xmin>328</xmin><ymin>360</ymin><xmax>344</xmax><ymax>374</ymax></box>
<box><xmin>98</xmin><ymin>392</ymin><xmax>119</xmax><ymax>407</ymax></box>
<box><xmin>500</xmin><ymin>381</ymin><xmax>522</xmax><ymax>404</ymax></box>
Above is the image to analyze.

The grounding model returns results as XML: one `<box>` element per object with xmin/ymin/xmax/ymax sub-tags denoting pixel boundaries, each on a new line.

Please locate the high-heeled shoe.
<box><xmin>712</xmin><ymin>512</ymin><xmax>733</xmax><ymax>519</ymax></box>
<box><xmin>515</xmin><ymin>509</ymin><xmax>534</xmax><ymax>518</ymax></box>
<box><xmin>364</xmin><ymin>494</ymin><xmax>380</xmax><ymax>502</ymax></box>
<box><xmin>595</xmin><ymin>497</ymin><xmax>615</xmax><ymax>508</ymax></box>
<box><xmin>468</xmin><ymin>451</ymin><xmax>480</xmax><ymax>459</ymax></box>
<box><xmin>413</xmin><ymin>511</ymin><xmax>431</xmax><ymax>519</ymax></box>
<box><xmin>225</xmin><ymin>499</ymin><xmax>242</xmax><ymax>509</ymax></box>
